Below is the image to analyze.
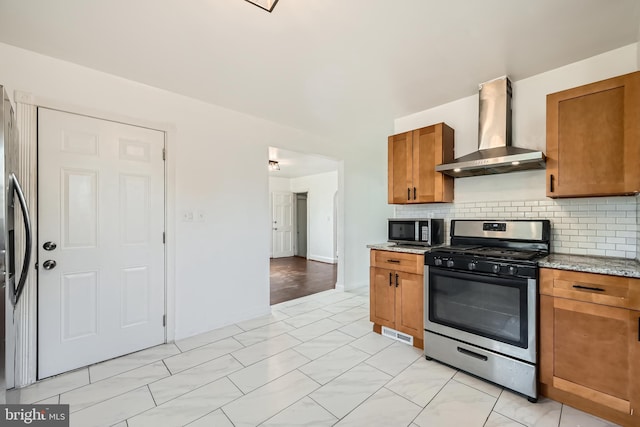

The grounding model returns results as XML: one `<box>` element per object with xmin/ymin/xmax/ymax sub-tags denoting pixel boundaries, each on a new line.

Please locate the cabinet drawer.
<box><xmin>371</xmin><ymin>250</ymin><xmax>424</xmax><ymax>275</ymax></box>
<box><xmin>540</xmin><ymin>268</ymin><xmax>640</xmax><ymax>310</ymax></box>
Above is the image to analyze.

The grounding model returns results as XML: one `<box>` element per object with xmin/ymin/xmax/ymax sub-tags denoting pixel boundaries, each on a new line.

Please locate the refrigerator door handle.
<box><xmin>10</xmin><ymin>173</ymin><xmax>32</xmax><ymax>306</ymax></box>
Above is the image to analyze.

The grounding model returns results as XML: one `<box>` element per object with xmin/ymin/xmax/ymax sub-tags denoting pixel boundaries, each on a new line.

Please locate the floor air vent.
<box><xmin>381</xmin><ymin>326</ymin><xmax>414</xmax><ymax>346</ymax></box>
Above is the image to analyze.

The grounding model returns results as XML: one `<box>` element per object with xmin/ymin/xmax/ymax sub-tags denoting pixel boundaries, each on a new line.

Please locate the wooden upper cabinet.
<box><xmin>388</xmin><ymin>123</ymin><xmax>454</xmax><ymax>204</ymax></box>
<box><xmin>546</xmin><ymin>71</ymin><xmax>640</xmax><ymax>198</ymax></box>
<box><xmin>388</xmin><ymin>131</ymin><xmax>413</xmax><ymax>204</ymax></box>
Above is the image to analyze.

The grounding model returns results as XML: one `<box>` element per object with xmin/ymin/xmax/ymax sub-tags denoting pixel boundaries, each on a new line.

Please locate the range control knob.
<box><xmin>508</xmin><ymin>266</ymin><xmax>518</xmax><ymax>275</ymax></box>
<box><xmin>434</xmin><ymin>258</ymin><xmax>443</xmax><ymax>266</ymax></box>
<box><xmin>446</xmin><ymin>260</ymin><xmax>455</xmax><ymax>268</ymax></box>
<box><xmin>492</xmin><ymin>264</ymin><xmax>501</xmax><ymax>274</ymax></box>
<box><xmin>467</xmin><ymin>262</ymin><xmax>476</xmax><ymax>271</ymax></box>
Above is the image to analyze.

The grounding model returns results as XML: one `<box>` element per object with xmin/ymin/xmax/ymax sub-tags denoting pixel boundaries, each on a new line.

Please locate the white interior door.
<box><xmin>271</xmin><ymin>192</ymin><xmax>294</xmax><ymax>258</ymax></box>
<box><xmin>37</xmin><ymin>108</ymin><xmax>165</xmax><ymax>379</ymax></box>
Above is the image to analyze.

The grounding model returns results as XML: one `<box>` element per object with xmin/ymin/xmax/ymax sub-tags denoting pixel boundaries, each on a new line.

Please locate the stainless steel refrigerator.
<box><xmin>0</xmin><ymin>86</ymin><xmax>32</xmax><ymax>403</ymax></box>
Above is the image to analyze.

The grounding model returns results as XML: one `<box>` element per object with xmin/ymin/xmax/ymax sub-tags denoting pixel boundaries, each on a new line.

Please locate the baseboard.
<box><xmin>175</xmin><ymin>305</ymin><xmax>270</xmax><ymax>341</ymax></box>
<box><xmin>308</xmin><ymin>254</ymin><xmax>337</xmax><ymax>264</ymax></box>
<box><xmin>344</xmin><ymin>281</ymin><xmax>368</xmax><ymax>292</ymax></box>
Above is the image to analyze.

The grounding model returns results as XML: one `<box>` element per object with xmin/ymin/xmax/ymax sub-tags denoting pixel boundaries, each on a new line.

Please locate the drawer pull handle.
<box><xmin>395</xmin><ymin>273</ymin><xmax>399</xmax><ymax>287</ymax></box>
<box><xmin>572</xmin><ymin>285</ymin><xmax>605</xmax><ymax>292</ymax></box>
<box><xmin>457</xmin><ymin>347</ymin><xmax>488</xmax><ymax>361</ymax></box>
<box><xmin>389</xmin><ymin>272</ymin><xmax>392</xmax><ymax>286</ymax></box>
<box><xmin>387</xmin><ymin>259</ymin><xmax>401</xmax><ymax>263</ymax></box>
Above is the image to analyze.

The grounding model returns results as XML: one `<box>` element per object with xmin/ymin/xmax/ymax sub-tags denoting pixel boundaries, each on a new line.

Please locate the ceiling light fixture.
<box><xmin>244</xmin><ymin>0</ymin><xmax>279</xmax><ymax>12</ymax></box>
<box><xmin>269</xmin><ymin>160</ymin><xmax>280</xmax><ymax>171</ymax></box>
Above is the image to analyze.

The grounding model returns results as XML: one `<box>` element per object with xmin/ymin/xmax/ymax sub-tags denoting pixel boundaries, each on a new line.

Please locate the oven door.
<box><xmin>424</xmin><ymin>266</ymin><xmax>536</xmax><ymax>363</ymax></box>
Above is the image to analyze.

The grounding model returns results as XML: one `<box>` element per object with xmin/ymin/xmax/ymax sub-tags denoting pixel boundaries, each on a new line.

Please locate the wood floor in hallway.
<box><xmin>270</xmin><ymin>256</ymin><xmax>337</xmax><ymax>305</ymax></box>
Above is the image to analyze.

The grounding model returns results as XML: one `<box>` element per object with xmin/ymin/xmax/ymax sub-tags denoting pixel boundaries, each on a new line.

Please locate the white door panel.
<box><xmin>38</xmin><ymin>108</ymin><xmax>165</xmax><ymax>378</ymax></box>
<box><xmin>271</xmin><ymin>192</ymin><xmax>294</xmax><ymax>258</ymax></box>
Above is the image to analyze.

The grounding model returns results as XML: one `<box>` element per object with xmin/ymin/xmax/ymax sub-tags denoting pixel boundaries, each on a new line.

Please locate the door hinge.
<box><xmin>162</xmin><ymin>148</ymin><xmax>166</xmax><ymax>161</ymax></box>
<box><xmin>162</xmin><ymin>314</ymin><xmax>166</xmax><ymax>327</ymax></box>
<box><xmin>163</xmin><ymin>232</ymin><xmax>165</xmax><ymax>244</ymax></box>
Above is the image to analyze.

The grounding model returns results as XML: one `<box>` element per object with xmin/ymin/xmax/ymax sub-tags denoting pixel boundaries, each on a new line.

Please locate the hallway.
<box><xmin>270</xmin><ymin>257</ymin><xmax>337</xmax><ymax>305</ymax></box>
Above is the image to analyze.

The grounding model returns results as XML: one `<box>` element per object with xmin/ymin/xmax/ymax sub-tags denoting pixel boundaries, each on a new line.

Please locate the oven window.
<box><xmin>428</xmin><ymin>268</ymin><xmax>528</xmax><ymax>348</ymax></box>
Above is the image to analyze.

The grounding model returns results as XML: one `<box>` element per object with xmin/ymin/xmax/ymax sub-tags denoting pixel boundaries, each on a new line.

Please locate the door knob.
<box><xmin>43</xmin><ymin>241</ymin><xmax>57</xmax><ymax>251</ymax></box>
<box><xmin>43</xmin><ymin>260</ymin><xmax>57</xmax><ymax>270</ymax></box>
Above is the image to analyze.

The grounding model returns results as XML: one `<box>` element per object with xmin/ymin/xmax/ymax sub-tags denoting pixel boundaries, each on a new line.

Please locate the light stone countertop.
<box><xmin>368</xmin><ymin>245</ymin><xmax>640</xmax><ymax>278</ymax></box>
<box><xmin>366</xmin><ymin>242</ymin><xmax>436</xmax><ymax>255</ymax></box>
<box><xmin>538</xmin><ymin>253</ymin><xmax>640</xmax><ymax>279</ymax></box>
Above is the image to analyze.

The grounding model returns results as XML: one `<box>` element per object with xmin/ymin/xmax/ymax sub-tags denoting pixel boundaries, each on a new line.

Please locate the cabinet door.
<box><xmin>540</xmin><ymin>295</ymin><xmax>640</xmax><ymax>421</ymax></box>
<box><xmin>546</xmin><ymin>71</ymin><xmax>640</xmax><ymax>197</ymax></box>
<box><xmin>395</xmin><ymin>271</ymin><xmax>424</xmax><ymax>338</ymax></box>
<box><xmin>370</xmin><ymin>267</ymin><xmax>396</xmax><ymax>328</ymax></box>
<box><xmin>413</xmin><ymin>124</ymin><xmax>454</xmax><ymax>203</ymax></box>
<box><xmin>388</xmin><ymin>132</ymin><xmax>413</xmax><ymax>204</ymax></box>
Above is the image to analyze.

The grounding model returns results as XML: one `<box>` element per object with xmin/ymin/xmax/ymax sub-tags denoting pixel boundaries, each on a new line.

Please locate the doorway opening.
<box><xmin>295</xmin><ymin>192</ymin><xmax>307</xmax><ymax>258</ymax></box>
<box><xmin>268</xmin><ymin>147</ymin><xmax>339</xmax><ymax>305</ymax></box>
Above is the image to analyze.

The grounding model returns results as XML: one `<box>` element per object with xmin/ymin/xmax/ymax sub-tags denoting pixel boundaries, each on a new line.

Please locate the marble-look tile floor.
<box><xmin>9</xmin><ymin>288</ymin><xmax>621</xmax><ymax>427</ymax></box>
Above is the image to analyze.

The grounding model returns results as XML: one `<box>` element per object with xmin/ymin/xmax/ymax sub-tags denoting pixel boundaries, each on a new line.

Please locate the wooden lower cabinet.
<box><xmin>539</xmin><ymin>268</ymin><xmax>640</xmax><ymax>426</ymax></box>
<box><xmin>370</xmin><ymin>250</ymin><xmax>424</xmax><ymax>349</ymax></box>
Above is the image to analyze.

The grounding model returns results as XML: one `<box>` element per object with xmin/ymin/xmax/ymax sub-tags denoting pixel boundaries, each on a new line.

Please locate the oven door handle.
<box><xmin>457</xmin><ymin>346</ymin><xmax>488</xmax><ymax>361</ymax></box>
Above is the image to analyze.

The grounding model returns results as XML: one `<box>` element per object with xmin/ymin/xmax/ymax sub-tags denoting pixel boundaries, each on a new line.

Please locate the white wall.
<box><xmin>268</xmin><ymin>177</ymin><xmax>291</xmax><ymax>192</ymax></box>
<box><xmin>290</xmin><ymin>171</ymin><xmax>338</xmax><ymax>263</ymax></box>
<box><xmin>395</xmin><ymin>43</ymin><xmax>639</xmax><ymax>203</ymax></box>
<box><xmin>0</xmin><ymin>42</ymin><xmax>390</xmax><ymax>340</ymax></box>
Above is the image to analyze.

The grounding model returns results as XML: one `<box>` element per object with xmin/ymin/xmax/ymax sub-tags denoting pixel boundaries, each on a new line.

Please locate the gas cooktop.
<box><xmin>430</xmin><ymin>245</ymin><xmax>547</xmax><ymax>261</ymax></box>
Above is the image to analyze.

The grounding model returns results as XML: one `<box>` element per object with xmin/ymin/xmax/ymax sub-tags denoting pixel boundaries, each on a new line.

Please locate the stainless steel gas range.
<box><xmin>424</xmin><ymin>219</ymin><xmax>550</xmax><ymax>402</ymax></box>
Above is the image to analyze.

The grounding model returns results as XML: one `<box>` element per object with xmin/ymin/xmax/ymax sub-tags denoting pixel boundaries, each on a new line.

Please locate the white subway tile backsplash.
<box><xmin>578</xmin><ymin>242</ymin><xmax>596</xmax><ymax>249</ymax></box>
<box><xmin>616</xmin><ymin>244</ymin><xmax>635</xmax><ymax>251</ymax></box>
<box><xmin>617</xmin><ymin>217</ymin><xmax>635</xmax><ymax>224</ymax></box>
<box><xmin>395</xmin><ymin>195</ymin><xmax>638</xmax><ymax>259</ymax></box>
<box><xmin>606</xmin><ymin>237</ymin><xmax>626</xmax><ymax>244</ymax></box>
<box><xmin>617</xmin><ymin>231</ymin><xmax>636</xmax><ymax>238</ymax></box>
<box><xmin>569</xmin><ymin>248</ymin><xmax>588</xmax><ymax>255</ymax></box>
<box><xmin>606</xmin><ymin>250</ymin><xmax>626</xmax><ymax>257</ymax></box>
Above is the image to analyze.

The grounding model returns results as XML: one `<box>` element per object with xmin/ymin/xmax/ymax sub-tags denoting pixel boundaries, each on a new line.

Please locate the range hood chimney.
<box><xmin>435</xmin><ymin>76</ymin><xmax>546</xmax><ymax>177</ymax></box>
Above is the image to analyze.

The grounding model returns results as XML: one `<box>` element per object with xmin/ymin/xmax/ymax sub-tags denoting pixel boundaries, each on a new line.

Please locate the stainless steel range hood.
<box><xmin>435</xmin><ymin>76</ymin><xmax>545</xmax><ymax>178</ymax></box>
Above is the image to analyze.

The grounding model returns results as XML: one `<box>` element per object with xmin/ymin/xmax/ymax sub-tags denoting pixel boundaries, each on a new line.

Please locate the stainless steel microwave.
<box><xmin>388</xmin><ymin>218</ymin><xmax>444</xmax><ymax>246</ymax></box>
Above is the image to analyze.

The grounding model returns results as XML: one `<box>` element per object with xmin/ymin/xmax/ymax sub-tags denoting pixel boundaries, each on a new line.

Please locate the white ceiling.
<box><xmin>268</xmin><ymin>147</ymin><xmax>338</xmax><ymax>179</ymax></box>
<box><xmin>0</xmin><ymin>0</ymin><xmax>638</xmax><ymax>139</ymax></box>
